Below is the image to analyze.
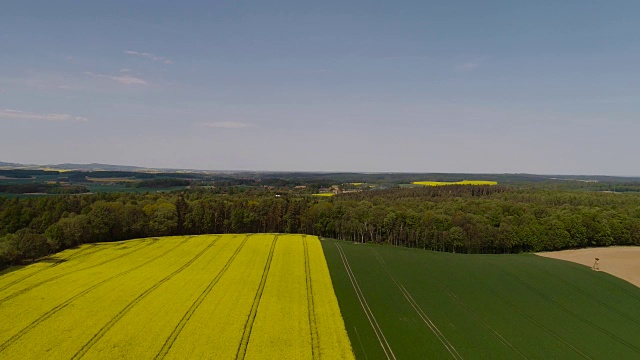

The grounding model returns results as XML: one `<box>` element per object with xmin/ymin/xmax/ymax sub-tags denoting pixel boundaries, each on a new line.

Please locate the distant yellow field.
<box><xmin>86</xmin><ymin>177</ymin><xmax>137</xmax><ymax>183</ymax></box>
<box><xmin>412</xmin><ymin>180</ymin><xmax>498</xmax><ymax>186</ymax></box>
<box><xmin>312</xmin><ymin>193</ymin><xmax>335</xmax><ymax>197</ymax></box>
<box><xmin>0</xmin><ymin>234</ymin><xmax>353</xmax><ymax>359</ymax></box>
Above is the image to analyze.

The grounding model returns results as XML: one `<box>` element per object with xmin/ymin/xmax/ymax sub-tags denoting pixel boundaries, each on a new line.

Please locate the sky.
<box><xmin>1</xmin><ymin>1</ymin><xmax>639</xmax><ymax>175</ymax></box>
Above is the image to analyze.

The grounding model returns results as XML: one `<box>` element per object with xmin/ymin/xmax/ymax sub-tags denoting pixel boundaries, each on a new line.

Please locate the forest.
<box><xmin>1</xmin><ymin>184</ymin><xmax>640</xmax><ymax>268</ymax></box>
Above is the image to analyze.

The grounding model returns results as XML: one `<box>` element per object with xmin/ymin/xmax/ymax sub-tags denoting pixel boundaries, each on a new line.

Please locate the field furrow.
<box><xmin>0</xmin><ymin>237</ymin><xmax>204</xmax><ymax>358</ymax></box>
<box><xmin>334</xmin><ymin>241</ymin><xmax>396</xmax><ymax>360</ymax></box>
<box><xmin>323</xmin><ymin>239</ymin><xmax>640</xmax><ymax>359</ymax></box>
<box><xmin>487</xmin><ymin>259</ymin><xmax>640</xmax><ymax>358</ymax></box>
<box><xmin>236</xmin><ymin>235</ymin><xmax>279</xmax><ymax>360</ymax></box>
<box><xmin>154</xmin><ymin>234</ymin><xmax>252</xmax><ymax>359</ymax></box>
<box><xmin>72</xmin><ymin>235</ymin><xmax>222</xmax><ymax>359</ymax></box>
<box><xmin>0</xmin><ymin>239</ymin><xmax>157</xmax><ymax>304</ymax></box>
<box><xmin>0</xmin><ymin>244</ymin><xmax>107</xmax><ymax>292</ymax></box>
<box><xmin>303</xmin><ymin>235</ymin><xmax>320</xmax><ymax>360</ymax></box>
<box><xmin>163</xmin><ymin>235</ymin><xmax>275</xmax><ymax>359</ymax></box>
<box><xmin>243</xmin><ymin>235</ymin><xmax>310</xmax><ymax>359</ymax></box>
<box><xmin>0</xmin><ymin>237</ymin><xmax>190</xmax><ymax>350</ymax></box>
<box><xmin>308</xmin><ymin>238</ymin><xmax>354</xmax><ymax>360</ymax></box>
<box><xmin>0</xmin><ymin>241</ymin><xmax>132</xmax><ymax>296</ymax></box>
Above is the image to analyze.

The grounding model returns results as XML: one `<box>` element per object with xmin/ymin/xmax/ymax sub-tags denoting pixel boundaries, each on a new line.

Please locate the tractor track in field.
<box><xmin>353</xmin><ymin>326</ymin><xmax>369</xmax><ymax>360</ymax></box>
<box><xmin>471</xmin><ymin>272</ymin><xmax>594</xmax><ymax>360</ymax></box>
<box><xmin>436</xmin><ymin>282</ymin><xmax>528</xmax><ymax>360</ymax></box>
<box><xmin>0</xmin><ymin>242</ymin><xmax>124</xmax><ymax>293</ymax></box>
<box><xmin>0</xmin><ymin>237</ymin><xmax>193</xmax><ymax>354</ymax></box>
<box><xmin>585</xmin><ymin>269</ymin><xmax>640</xmax><ymax>303</ymax></box>
<box><xmin>375</xmin><ymin>251</ymin><xmax>526</xmax><ymax>359</ymax></box>
<box><xmin>72</xmin><ymin>235</ymin><xmax>222</xmax><ymax>359</ymax></box>
<box><xmin>0</xmin><ymin>239</ymin><xmax>159</xmax><ymax>305</ymax></box>
<box><xmin>595</xmin><ymin>277</ymin><xmax>640</xmax><ymax>303</ymax></box>
<box><xmin>303</xmin><ymin>235</ymin><xmax>320</xmax><ymax>360</ymax></box>
<box><xmin>539</xmin><ymin>267</ymin><xmax>640</xmax><ymax>328</ymax></box>
<box><xmin>0</xmin><ymin>244</ymin><xmax>108</xmax><ymax>292</ymax></box>
<box><xmin>235</xmin><ymin>235</ymin><xmax>279</xmax><ymax>360</ymax></box>
<box><xmin>155</xmin><ymin>234</ymin><xmax>253</xmax><ymax>359</ymax></box>
<box><xmin>371</xmin><ymin>249</ymin><xmax>462</xmax><ymax>360</ymax></box>
<box><xmin>334</xmin><ymin>241</ymin><xmax>396</xmax><ymax>360</ymax></box>
<box><xmin>491</xmin><ymin>263</ymin><xmax>640</xmax><ymax>355</ymax></box>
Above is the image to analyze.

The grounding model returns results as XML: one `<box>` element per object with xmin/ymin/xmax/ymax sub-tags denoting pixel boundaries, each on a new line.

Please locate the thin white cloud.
<box><xmin>57</xmin><ymin>84</ymin><xmax>79</xmax><ymax>90</ymax></box>
<box><xmin>64</xmin><ymin>55</ymin><xmax>80</xmax><ymax>64</ymax></box>
<box><xmin>454</xmin><ymin>56</ymin><xmax>489</xmax><ymax>73</ymax></box>
<box><xmin>84</xmin><ymin>71</ymin><xmax>148</xmax><ymax>85</ymax></box>
<box><xmin>124</xmin><ymin>50</ymin><xmax>173</xmax><ymax>64</ymax></box>
<box><xmin>0</xmin><ymin>109</ymin><xmax>89</xmax><ymax>122</ymax></box>
<box><xmin>197</xmin><ymin>121</ymin><xmax>255</xmax><ymax>129</ymax></box>
<box><xmin>455</xmin><ymin>62</ymin><xmax>480</xmax><ymax>72</ymax></box>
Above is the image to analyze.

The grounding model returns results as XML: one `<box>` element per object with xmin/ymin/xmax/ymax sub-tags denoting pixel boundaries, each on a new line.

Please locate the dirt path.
<box><xmin>537</xmin><ymin>247</ymin><xmax>640</xmax><ymax>288</ymax></box>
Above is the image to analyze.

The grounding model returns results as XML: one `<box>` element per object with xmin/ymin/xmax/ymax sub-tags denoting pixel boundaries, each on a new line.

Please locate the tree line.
<box><xmin>1</xmin><ymin>185</ymin><xmax>640</xmax><ymax>268</ymax></box>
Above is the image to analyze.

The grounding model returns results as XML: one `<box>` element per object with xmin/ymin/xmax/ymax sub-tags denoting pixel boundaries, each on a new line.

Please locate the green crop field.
<box><xmin>322</xmin><ymin>239</ymin><xmax>640</xmax><ymax>359</ymax></box>
<box><xmin>3</xmin><ymin>234</ymin><xmax>640</xmax><ymax>359</ymax></box>
<box><xmin>0</xmin><ymin>234</ymin><xmax>353</xmax><ymax>359</ymax></box>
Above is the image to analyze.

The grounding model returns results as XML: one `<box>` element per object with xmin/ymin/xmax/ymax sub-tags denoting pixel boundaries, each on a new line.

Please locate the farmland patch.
<box><xmin>412</xmin><ymin>180</ymin><xmax>498</xmax><ymax>186</ymax></box>
<box><xmin>323</xmin><ymin>239</ymin><xmax>640</xmax><ymax>359</ymax></box>
<box><xmin>0</xmin><ymin>235</ymin><xmax>353</xmax><ymax>359</ymax></box>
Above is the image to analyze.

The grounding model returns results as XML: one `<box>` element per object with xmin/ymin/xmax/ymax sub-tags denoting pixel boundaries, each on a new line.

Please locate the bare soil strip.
<box><xmin>537</xmin><ymin>247</ymin><xmax>640</xmax><ymax>288</ymax></box>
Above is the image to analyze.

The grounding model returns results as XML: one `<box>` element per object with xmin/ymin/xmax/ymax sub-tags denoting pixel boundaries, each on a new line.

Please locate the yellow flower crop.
<box><xmin>0</xmin><ymin>234</ymin><xmax>354</xmax><ymax>359</ymax></box>
<box><xmin>412</xmin><ymin>180</ymin><xmax>498</xmax><ymax>186</ymax></box>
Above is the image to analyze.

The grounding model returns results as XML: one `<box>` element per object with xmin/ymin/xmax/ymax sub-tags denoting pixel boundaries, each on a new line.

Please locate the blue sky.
<box><xmin>1</xmin><ymin>1</ymin><xmax>639</xmax><ymax>174</ymax></box>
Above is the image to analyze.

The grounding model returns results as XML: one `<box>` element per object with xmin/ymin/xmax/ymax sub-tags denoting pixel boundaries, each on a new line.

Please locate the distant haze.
<box><xmin>1</xmin><ymin>1</ymin><xmax>639</xmax><ymax>175</ymax></box>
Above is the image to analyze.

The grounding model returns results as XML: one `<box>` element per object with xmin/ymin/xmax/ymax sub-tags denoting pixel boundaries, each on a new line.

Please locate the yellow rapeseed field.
<box><xmin>0</xmin><ymin>234</ymin><xmax>353</xmax><ymax>359</ymax></box>
<box><xmin>243</xmin><ymin>235</ymin><xmax>310</xmax><ymax>359</ymax></box>
<box><xmin>412</xmin><ymin>180</ymin><xmax>498</xmax><ymax>186</ymax></box>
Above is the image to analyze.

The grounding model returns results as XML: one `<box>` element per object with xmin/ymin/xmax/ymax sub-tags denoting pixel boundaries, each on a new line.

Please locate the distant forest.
<box><xmin>2</xmin><ymin>185</ymin><xmax>640</xmax><ymax>268</ymax></box>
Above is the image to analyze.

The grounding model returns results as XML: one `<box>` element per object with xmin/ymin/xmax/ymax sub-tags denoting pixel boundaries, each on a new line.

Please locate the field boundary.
<box><xmin>371</xmin><ymin>249</ymin><xmax>462</xmax><ymax>360</ymax></box>
<box><xmin>303</xmin><ymin>235</ymin><xmax>320</xmax><ymax>360</ymax></box>
<box><xmin>0</xmin><ymin>239</ymin><xmax>159</xmax><ymax>305</ymax></box>
<box><xmin>72</xmin><ymin>236</ymin><xmax>222</xmax><ymax>359</ymax></box>
<box><xmin>0</xmin><ymin>237</ymin><xmax>192</xmax><ymax>354</ymax></box>
<box><xmin>235</xmin><ymin>235</ymin><xmax>278</xmax><ymax>360</ymax></box>
<box><xmin>334</xmin><ymin>241</ymin><xmax>396</xmax><ymax>360</ymax></box>
<box><xmin>0</xmin><ymin>244</ymin><xmax>108</xmax><ymax>292</ymax></box>
<box><xmin>155</xmin><ymin>234</ymin><xmax>253</xmax><ymax>359</ymax></box>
